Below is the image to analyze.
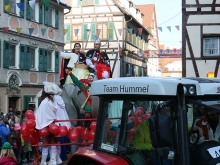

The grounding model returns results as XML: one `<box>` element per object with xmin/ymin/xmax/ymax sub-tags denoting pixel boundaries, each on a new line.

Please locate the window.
<box><xmin>9</xmin><ymin>0</ymin><xmax>16</xmax><ymax>14</ymax></box>
<box><xmin>44</xmin><ymin>6</ymin><xmax>57</xmax><ymax>27</ymax></box>
<box><xmin>47</xmin><ymin>51</ymin><xmax>52</xmax><ymax>71</ymax></box>
<box><xmin>127</xmin><ymin>31</ymin><xmax>130</xmax><ymax>42</ymax></box>
<box><xmin>48</xmin><ymin>7</ymin><xmax>53</xmax><ymax>26</ymax></box>
<box><xmin>203</xmin><ymin>37</ymin><xmax>219</xmax><ymax>56</ymax></box>
<box><xmin>82</xmin><ymin>0</ymin><xmax>94</xmax><ymax>5</ymax></box>
<box><xmin>9</xmin><ymin>44</ymin><xmax>16</xmax><ymax>67</ymax></box>
<box><xmin>72</xmin><ymin>25</ymin><xmax>82</xmax><ymax>41</ymax></box>
<box><xmin>26</xmin><ymin>0</ymin><xmax>35</xmax><ymax>20</ymax></box>
<box><xmin>97</xmin><ymin>23</ymin><xmax>108</xmax><ymax>40</ymax></box>
<box><xmin>30</xmin><ymin>47</ymin><xmax>36</xmax><ymax>69</ymax></box>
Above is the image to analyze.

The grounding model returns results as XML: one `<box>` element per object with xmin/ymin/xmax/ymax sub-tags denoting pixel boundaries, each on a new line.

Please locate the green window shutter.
<box><xmin>19</xmin><ymin>0</ymin><xmax>24</xmax><ymax>18</ymax></box>
<box><xmin>4</xmin><ymin>0</ymin><xmax>9</xmax><ymax>12</ymax></box>
<box><xmin>95</xmin><ymin>0</ymin><xmax>99</xmax><ymax>5</ymax></box>
<box><xmin>3</xmin><ymin>41</ymin><xmax>9</xmax><ymax>68</ymax></box>
<box><xmin>82</xmin><ymin>24</ymin><xmax>88</xmax><ymax>41</ymax></box>
<box><xmin>23</xmin><ymin>96</ymin><xmax>29</xmax><ymax>110</ymax></box>
<box><xmin>108</xmin><ymin>22</ymin><xmax>114</xmax><ymax>40</ymax></box>
<box><xmin>90</xmin><ymin>23</ymin><xmax>96</xmax><ymax>41</ymax></box>
<box><xmin>43</xmin><ymin>50</ymin><xmax>47</xmax><ymax>72</ymax></box>
<box><xmin>25</xmin><ymin>46</ymin><xmax>30</xmax><ymax>70</ymax></box>
<box><xmin>55</xmin><ymin>9</ymin><xmax>59</xmax><ymax>28</ymax></box>
<box><xmin>129</xmin><ymin>32</ymin><xmax>132</xmax><ymax>43</ymax></box>
<box><xmin>55</xmin><ymin>51</ymin><xmax>59</xmax><ymax>73</ymax></box>
<box><xmin>26</xmin><ymin>0</ymin><xmax>31</xmax><ymax>20</ymax></box>
<box><xmin>134</xmin><ymin>33</ymin><xmax>136</xmax><ymax>46</ymax></box>
<box><xmin>39</xmin><ymin>48</ymin><xmax>44</xmax><ymax>71</ymax></box>
<box><xmin>39</xmin><ymin>2</ymin><xmax>43</xmax><ymax>24</ymax></box>
<box><xmin>64</xmin><ymin>24</ymin><xmax>71</xmax><ymax>42</ymax></box>
<box><xmin>77</xmin><ymin>0</ymin><xmax>82</xmax><ymax>6</ymax></box>
<box><xmin>44</xmin><ymin>6</ymin><xmax>49</xmax><ymax>25</ymax></box>
<box><xmin>19</xmin><ymin>44</ymin><xmax>25</xmax><ymax>69</ymax></box>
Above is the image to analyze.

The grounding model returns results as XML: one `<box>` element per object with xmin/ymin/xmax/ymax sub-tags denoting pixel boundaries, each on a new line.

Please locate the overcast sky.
<box><xmin>134</xmin><ymin>0</ymin><xmax>182</xmax><ymax>49</ymax></box>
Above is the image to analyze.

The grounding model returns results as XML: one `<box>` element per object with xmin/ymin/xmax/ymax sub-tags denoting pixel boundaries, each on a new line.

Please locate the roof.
<box><xmin>51</xmin><ymin>0</ymin><xmax>71</xmax><ymax>9</ymax></box>
<box><xmin>90</xmin><ymin>77</ymin><xmax>220</xmax><ymax>96</ymax></box>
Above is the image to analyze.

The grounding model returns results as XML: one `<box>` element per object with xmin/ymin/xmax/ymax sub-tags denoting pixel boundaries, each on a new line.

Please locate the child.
<box><xmin>0</xmin><ymin>142</ymin><xmax>18</xmax><ymax>165</ymax></box>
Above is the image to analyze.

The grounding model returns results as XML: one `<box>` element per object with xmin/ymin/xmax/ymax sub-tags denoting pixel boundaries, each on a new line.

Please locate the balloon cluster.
<box><xmin>20</xmin><ymin>111</ymin><xmax>97</xmax><ymax>145</ymax></box>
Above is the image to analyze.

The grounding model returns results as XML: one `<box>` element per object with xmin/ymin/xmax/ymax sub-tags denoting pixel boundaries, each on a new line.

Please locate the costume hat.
<box><xmin>94</xmin><ymin>35</ymin><xmax>101</xmax><ymax>45</ymax></box>
<box><xmin>1</xmin><ymin>142</ymin><xmax>13</xmax><ymax>149</ymax></box>
<box><xmin>14</xmin><ymin>123</ymin><xmax>21</xmax><ymax>131</ymax></box>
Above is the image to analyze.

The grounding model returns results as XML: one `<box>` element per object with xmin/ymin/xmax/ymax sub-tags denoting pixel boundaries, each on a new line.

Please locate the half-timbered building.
<box><xmin>182</xmin><ymin>0</ymin><xmax>220</xmax><ymax>77</ymax></box>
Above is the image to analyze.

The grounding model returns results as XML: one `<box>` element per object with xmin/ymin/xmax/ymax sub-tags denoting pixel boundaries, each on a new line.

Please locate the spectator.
<box><xmin>6</xmin><ymin>107</ymin><xmax>14</xmax><ymax>120</ymax></box>
<box><xmin>0</xmin><ymin>115</ymin><xmax>10</xmax><ymax>146</ymax></box>
<box><xmin>0</xmin><ymin>142</ymin><xmax>18</xmax><ymax>165</ymax></box>
<box><xmin>14</xmin><ymin>111</ymin><xmax>20</xmax><ymax>124</ymax></box>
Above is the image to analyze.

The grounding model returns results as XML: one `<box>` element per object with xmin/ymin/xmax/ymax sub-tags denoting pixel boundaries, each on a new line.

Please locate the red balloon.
<box><xmin>25</xmin><ymin>110</ymin><xmax>35</xmax><ymax>120</ymax></box>
<box><xmin>133</xmin><ymin>107</ymin><xmax>145</xmax><ymax>117</ymax></box>
<box><xmin>58</xmin><ymin>126</ymin><xmax>68</xmax><ymax>137</ymax></box>
<box><xmin>49</xmin><ymin>123</ymin><xmax>59</xmax><ymax>135</ymax></box>
<box><xmin>76</xmin><ymin>126</ymin><xmax>83</xmax><ymax>137</ymax></box>
<box><xmin>82</xmin><ymin>128</ymin><xmax>89</xmax><ymax>141</ymax></box>
<box><xmin>22</xmin><ymin>134</ymin><xmax>29</xmax><ymax>141</ymax></box>
<box><xmin>90</xmin><ymin>121</ymin><xmax>97</xmax><ymax>132</ymax></box>
<box><xmin>28</xmin><ymin>127</ymin><xmax>36</xmax><ymax>134</ymax></box>
<box><xmin>67</xmin><ymin>127</ymin><xmax>74</xmax><ymax>136</ymax></box>
<box><xmin>88</xmin><ymin>130</ymin><xmax>95</xmax><ymax>140</ymax></box>
<box><xmin>26</xmin><ymin>119</ymin><xmax>36</xmax><ymax>129</ymax></box>
<box><xmin>29</xmin><ymin>133</ymin><xmax>37</xmax><ymax>145</ymax></box>
<box><xmin>20</xmin><ymin>123</ymin><xmax>28</xmax><ymax>135</ymax></box>
<box><xmin>39</xmin><ymin>127</ymin><xmax>49</xmax><ymax>137</ymax></box>
<box><xmin>68</xmin><ymin>129</ymin><xmax>79</xmax><ymax>141</ymax></box>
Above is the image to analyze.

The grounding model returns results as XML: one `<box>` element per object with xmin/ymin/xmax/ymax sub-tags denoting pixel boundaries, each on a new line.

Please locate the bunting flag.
<box><xmin>158</xmin><ymin>27</ymin><xmax>162</xmax><ymax>32</ymax></box>
<box><xmin>128</xmin><ymin>28</ymin><xmax>133</xmax><ymax>34</ymax></box>
<box><xmin>43</xmin><ymin>0</ymin><xmax>50</xmax><ymax>8</ymax></box>
<box><xmin>138</xmin><ymin>28</ymin><xmax>143</xmax><ymax>35</ymax></box>
<box><xmin>166</xmin><ymin>26</ymin><xmax>171</xmax><ymax>32</ymax></box>
<box><xmin>118</xmin><ymin>50</ymin><xmax>122</xmax><ymax>56</ymax></box>
<box><xmin>138</xmin><ymin>49</ymin><xmax>143</xmax><ymax>56</ymax></box>
<box><xmin>28</xmin><ymin>28</ymin><xmax>34</xmax><ymax>35</ymax></box>
<box><xmin>107</xmin><ymin>29</ymin><xmax>112</xmax><ymax>34</ymax></box>
<box><xmin>118</xmin><ymin>29</ymin><xmax>122</xmax><ymax>36</ymax></box>
<box><xmin>124</xmin><ymin>50</ymin><xmax>128</xmax><ymax>56</ymax></box>
<box><xmin>4</xmin><ymin>5</ymin><xmax>10</xmax><ymax>12</ymax></box>
<box><xmin>16</xmin><ymin>3</ymin><xmax>24</xmax><ymax>11</ymax></box>
<box><xmin>96</xmin><ymin>29</ymin><xmax>101</xmax><ymax>36</ymax></box>
<box><xmin>57</xmin><ymin>0</ymin><xmax>60</xmax><ymax>4</ymax></box>
<box><xmin>147</xmin><ymin>27</ymin><xmax>152</xmax><ymax>33</ymax></box>
<box><xmin>29</xmin><ymin>0</ymin><xmax>36</xmax><ymax>10</ymax></box>
<box><xmin>16</xmin><ymin>28</ymin><xmax>22</xmax><ymax>34</ymax></box>
<box><xmin>143</xmin><ymin>49</ymin><xmax>182</xmax><ymax>55</ymax></box>
<box><xmin>111</xmin><ymin>50</ymin><xmax>114</xmax><ymax>56</ymax></box>
<box><xmin>175</xmin><ymin>25</ymin><xmax>179</xmax><ymax>31</ymax></box>
<box><xmin>74</xmin><ymin>29</ymin><xmax>79</xmax><ymax>37</ymax></box>
<box><xmin>2</xmin><ymin>27</ymin><xmax>9</xmax><ymax>34</ymax></box>
<box><xmin>41</xmin><ymin>28</ymin><xmax>46</xmax><ymax>36</ymax></box>
<box><xmin>63</xmin><ymin>29</ymin><xmax>68</xmax><ymax>35</ymax></box>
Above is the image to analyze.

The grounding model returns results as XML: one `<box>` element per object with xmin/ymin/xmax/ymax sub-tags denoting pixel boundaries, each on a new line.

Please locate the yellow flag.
<box><xmin>107</xmin><ymin>29</ymin><xmax>112</xmax><ymax>34</ymax></box>
<box><xmin>147</xmin><ymin>27</ymin><xmax>152</xmax><ymax>33</ymax></box>
<box><xmin>63</xmin><ymin>29</ymin><xmax>68</xmax><ymax>35</ymax></box>
<box><xmin>125</xmin><ymin>50</ymin><xmax>128</xmax><ymax>56</ymax></box>
<box><xmin>5</xmin><ymin>5</ymin><xmax>10</xmax><ymax>12</ymax></box>
<box><xmin>16</xmin><ymin>28</ymin><xmax>22</xmax><ymax>34</ymax></box>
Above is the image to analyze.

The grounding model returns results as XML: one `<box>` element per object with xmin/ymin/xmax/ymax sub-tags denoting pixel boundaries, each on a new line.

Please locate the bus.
<box><xmin>67</xmin><ymin>77</ymin><xmax>220</xmax><ymax>165</ymax></box>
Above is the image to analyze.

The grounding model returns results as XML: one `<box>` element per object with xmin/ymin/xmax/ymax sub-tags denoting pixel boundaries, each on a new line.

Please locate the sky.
<box><xmin>134</xmin><ymin>0</ymin><xmax>182</xmax><ymax>49</ymax></box>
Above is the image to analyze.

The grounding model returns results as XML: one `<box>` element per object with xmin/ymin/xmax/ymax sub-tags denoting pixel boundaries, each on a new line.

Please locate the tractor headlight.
<box><xmin>183</xmin><ymin>85</ymin><xmax>196</xmax><ymax>96</ymax></box>
<box><xmin>183</xmin><ymin>86</ymin><xmax>187</xmax><ymax>94</ymax></box>
<box><xmin>188</xmin><ymin>86</ymin><xmax>195</xmax><ymax>95</ymax></box>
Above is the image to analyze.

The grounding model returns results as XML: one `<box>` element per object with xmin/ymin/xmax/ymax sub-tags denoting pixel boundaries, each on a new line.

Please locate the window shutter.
<box><xmin>55</xmin><ymin>9</ymin><xmax>59</xmax><ymax>28</ymax></box>
<box><xmin>23</xmin><ymin>96</ymin><xmax>29</xmax><ymax>110</ymax></box>
<box><xmin>82</xmin><ymin>24</ymin><xmax>88</xmax><ymax>41</ymax></box>
<box><xmin>4</xmin><ymin>0</ymin><xmax>9</xmax><ymax>12</ymax></box>
<box><xmin>25</xmin><ymin>46</ymin><xmax>30</xmax><ymax>70</ymax></box>
<box><xmin>3</xmin><ymin>41</ymin><xmax>9</xmax><ymax>68</ymax></box>
<box><xmin>55</xmin><ymin>51</ymin><xmax>59</xmax><ymax>73</ymax></box>
<box><xmin>19</xmin><ymin>44</ymin><xmax>25</xmax><ymax>69</ymax></box>
<box><xmin>44</xmin><ymin>6</ymin><xmax>49</xmax><ymax>25</ymax></box>
<box><xmin>77</xmin><ymin>0</ymin><xmax>82</xmax><ymax>6</ymax></box>
<box><xmin>39</xmin><ymin>48</ymin><xmax>44</xmax><ymax>71</ymax></box>
<box><xmin>108</xmin><ymin>22</ymin><xmax>114</xmax><ymax>40</ymax></box>
<box><xmin>19</xmin><ymin>0</ymin><xmax>24</xmax><ymax>18</ymax></box>
<box><xmin>129</xmin><ymin>32</ymin><xmax>132</xmax><ymax>43</ymax></box>
<box><xmin>39</xmin><ymin>2</ymin><xmax>43</xmax><ymax>23</ymax></box>
<box><xmin>90</xmin><ymin>23</ymin><xmax>96</xmax><ymax>41</ymax></box>
<box><xmin>43</xmin><ymin>50</ymin><xmax>47</xmax><ymax>72</ymax></box>
<box><xmin>95</xmin><ymin>0</ymin><xmax>99</xmax><ymax>5</ymax></box>
<box><xmin>26</xmin><ymin>0</ymin><xmax>31</xmax><ymax>20</ymax></box>
<box><xmin>64</xmin><ymin>24</ymin><xmax>71</xmax><ymax>42</ymax></box>
<box><xmin>134</xmin><ymin>33</ymin><xmax>136</xmax><ymax>46</ymax></box>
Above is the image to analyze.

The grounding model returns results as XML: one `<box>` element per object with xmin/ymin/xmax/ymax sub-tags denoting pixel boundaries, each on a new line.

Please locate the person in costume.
<box><xmin>86</xmin><ymin>36</ymin><xmax>111</xmax><ymax>79</ymax></box>
<box><xmin>35</xmin><ymin>82</ymin><xmax>59</xmax><ymax>165</ymax></box>
<box><xmin>0</xmin><ymin>142</ymin><xmax>18</xmax><ymax>165</ymax></box>
<box><xmin>54</xmin><ymin>43</ymin><xmax>89</xmax><ymax>86</ymax></box>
